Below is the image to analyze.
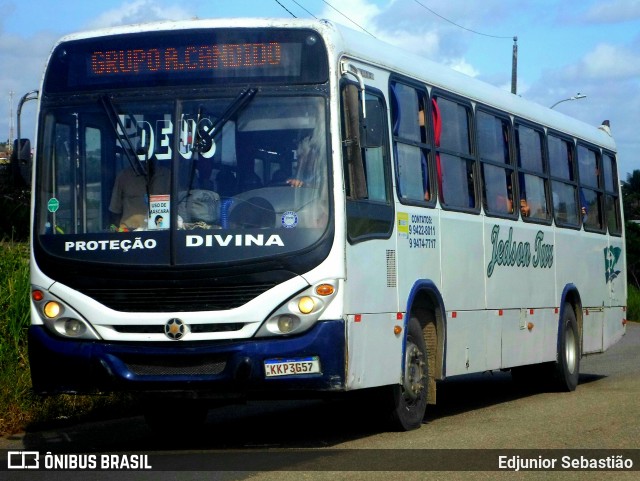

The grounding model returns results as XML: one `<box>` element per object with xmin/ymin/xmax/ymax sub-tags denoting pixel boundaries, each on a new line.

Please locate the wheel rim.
<box><xmin>403</xmin><ymin>341</ymin><xmax>426</xmax><ymax>403</ymax></box>
<box><xmin>564</xmin><ymin>322</ymin><xmax>577</xmax><ymax>374</ymax></box>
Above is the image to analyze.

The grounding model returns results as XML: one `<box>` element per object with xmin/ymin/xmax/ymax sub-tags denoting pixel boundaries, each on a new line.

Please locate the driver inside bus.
<box><xmin>109</xmin><ymin>160</ymin><xmax>170</xmax><ymax>231</ymax></box>
<box><xmin>286</xmin><ymin>103</ymin><xmax>326</xmax><ymax>189</ymax></box>
<box><xmin>285</xmin><ymin>132</ymin><xmax>329</xmax><ymax>228</ymax></box>
<box><xmin>286</xmin><ymin>134</ymin><xmax>323</xmax><ymax>188</ymax></box>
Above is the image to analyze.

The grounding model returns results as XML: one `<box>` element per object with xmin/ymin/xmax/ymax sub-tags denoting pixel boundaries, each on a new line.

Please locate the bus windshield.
<box><xmin>35</xmin><ymin>93</ymin><xmax>330</xmax><ymax>266</ymax></box>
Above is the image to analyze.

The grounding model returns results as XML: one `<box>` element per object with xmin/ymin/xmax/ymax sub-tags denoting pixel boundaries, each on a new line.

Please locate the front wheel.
<box><xmin>387</xmin><ymin>318</ymin><xmax>429</xmax><ymax>431</ymax></box>
<box><xmin>553</xmin><ymin>303</ymin><xmax>581</xmax><ymax>391</ymax></box>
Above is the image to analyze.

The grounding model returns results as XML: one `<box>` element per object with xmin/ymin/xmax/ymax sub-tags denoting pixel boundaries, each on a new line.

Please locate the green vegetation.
<box><xmin>627</xmin><ymin>284</ymin><xmax>640</xmax><ymax>323</ymax></box>
<box><xmin>0</xmin><ymin>241</ymin><xmax>133</xmax><ymax>435</ymax></box>
<box><xmin>623</xmin><ymin>171</ymin><xmax>640</xmax><ymax>290</ymax></box>
<box><xmin>0</xmin><ymin>241</ymin><xmax>32</xmax><ymax>434</ymax></box>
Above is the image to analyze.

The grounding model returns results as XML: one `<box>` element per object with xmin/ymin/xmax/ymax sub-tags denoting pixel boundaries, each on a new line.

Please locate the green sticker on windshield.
<box><xmin>47</xmin><ymin>198</ymin><xmax>60</xmax><ymax>213</ymax></box>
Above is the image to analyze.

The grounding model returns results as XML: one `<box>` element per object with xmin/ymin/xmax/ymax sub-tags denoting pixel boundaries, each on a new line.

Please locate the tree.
<box><xmin>622</xmin><ymin>170</ymin><xmax>640</xmax><ymax>221</ymax></box>
<box><xmin>623</xmin><ymin>170</ymin><xmax>640</xmax><ymax>288</ymax></box>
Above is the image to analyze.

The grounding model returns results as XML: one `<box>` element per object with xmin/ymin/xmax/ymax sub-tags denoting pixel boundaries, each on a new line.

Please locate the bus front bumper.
<box><xmin>28</xmin><ymin>320</ymin><xmax>345</xmax><ymax>396</ymax></box>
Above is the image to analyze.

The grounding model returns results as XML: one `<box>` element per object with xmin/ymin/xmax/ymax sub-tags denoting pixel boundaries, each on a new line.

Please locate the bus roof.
<box><xmin>53</xmin><ymin>17</ymin><xmax>615</xmax><ymax>152</ymax></box>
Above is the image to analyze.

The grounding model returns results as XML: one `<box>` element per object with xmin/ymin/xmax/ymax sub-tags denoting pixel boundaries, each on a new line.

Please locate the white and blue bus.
<box><xmin>26</xmin><ymin>18</ymin><xmax>626</xmax><ymax>431</ymax></box>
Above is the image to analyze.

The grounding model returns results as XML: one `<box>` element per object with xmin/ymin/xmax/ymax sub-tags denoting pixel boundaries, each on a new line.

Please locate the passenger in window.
<box><xmin>109</xmin><ymin>160</ymin><xmax>170</xmax><ymax>231</ymax></box>
<box><xmin>581</xmin><ymin>187</ymin><xmax>605</xmax><ymax>229</ymax></box>
<box><xmin>494</xmin><ymin>193</ymin><xmax>513</xmax><ymax>214</ymax></box>
<box><xmin>580</xmin><ymin>163</ymin><xmax>600</xmax><ymax>225</ymax></box>
<box><xmin>419</xmin><ymin>106</ymin><xmax>427</xmax><ymax>143</ymax></box>
<box><xmin>489</xmin><ymin>177</ymin><xmax>513</xmax><ymax>214</ymax></box>
<box><xmin>580</xmin><ymin>190</ymin><xmax>588</xmax><ymax>223</ymax></box>
<box><xmin>518</xmin><ymin>180</ymin><xmax>530</xmax><ymax>217</ymax></box>
<box><xmin>418</xmin><ymin>107</ymin><xmax>430</xmax><ymax>201</ymax></box>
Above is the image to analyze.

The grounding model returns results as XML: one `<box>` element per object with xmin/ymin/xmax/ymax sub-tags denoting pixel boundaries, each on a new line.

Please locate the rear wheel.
<box><xmin>553</xmin><ymin>303</ymin><xmax>580</xmax><ymax>391</ymax></box>
<box><xmin>387</xmin><ymin>317</ymin><xmax>429</xmax><ymax>431</ymax></box>
<box><xmin>511</xmin><ymin>304</ymin><xmax>581</xmax><ymax>392</ymax></box>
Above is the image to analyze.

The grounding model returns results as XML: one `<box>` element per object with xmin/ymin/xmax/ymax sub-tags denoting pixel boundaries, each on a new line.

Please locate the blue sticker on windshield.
<box><xmin>281</xmin><ymin>211</ymin><xmax>298</xmax><ymax>229</ymax></box>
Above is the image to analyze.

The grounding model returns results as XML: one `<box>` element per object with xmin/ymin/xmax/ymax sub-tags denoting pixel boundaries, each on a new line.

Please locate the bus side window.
<box><xmin>433</xmin><ymin>96</ymin><xmax>476</xmax><ymax>210</ymax></box>
<box><xmin>340</xmin><ymin>82</ymin><xmax>394</xmax><ymax>242</ymax></box>
<box><xmin>578</xmin><ymin>144</ymin><xmax>604</xmax><ymax>232</ymax></box>
<box><xmin>478</xmin><ymin>110</ymin><xmax>514</xmax><ymax>216</ymax></box>
<box><xmin>603</xmin><ymin>153</ymin><xmax>622</xmax><ymax>235</ymax></box>
<box><xmin>390</xmin><ymin>81</ymin><xmax>431</xmax><ymax>204</ymax></box>
<box><xmin>515</xmin><ymin>123</ymin><xmax>550</xmax><ymax>222</ymax></box>
<box><xmin>549</xmin><ymin>135</ymin><xmax>580</xmax><ymax>227</ymax></box>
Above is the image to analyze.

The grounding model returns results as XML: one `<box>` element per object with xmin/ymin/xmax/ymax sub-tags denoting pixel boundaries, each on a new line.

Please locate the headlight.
<box><xmin>44</xmin><ymin>301</ymin><xmax>63</xmax><ymax>318</ymax></box>
<box><xmin>277</xmin><ymin>315</ymin><xmax>299</xmax><ymax>333</ymax></box>
<box><xmin>256</xmin><ymin>280</ymin><xmax>338</xmax><ymax>337</ymax></box>
<box><xmin>62</xmin><ymin>319</ymin><xmax>88</xmax><ymax>337</ymax></box>
<box><xmin>298</xmin><ymin>296</ymin><xmax>315</xmax><ymax>314</ymax></box>
<box><xmin>32</xmin><ymin>285</ymin><xmax>101</xmax><ymax>340</ymax></box>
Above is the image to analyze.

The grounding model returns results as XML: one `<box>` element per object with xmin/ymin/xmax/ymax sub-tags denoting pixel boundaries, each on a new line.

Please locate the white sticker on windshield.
<box><xmin>281</xmin><ymin>211</ymin><xmax>298</xmax><ymax>229</ymax></box>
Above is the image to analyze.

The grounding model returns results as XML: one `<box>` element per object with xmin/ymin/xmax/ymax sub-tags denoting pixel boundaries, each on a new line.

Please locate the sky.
<box><xmin>1</xmin><ymin>0</ymin><xmax>639</xmax><ymax>178</ymax></box>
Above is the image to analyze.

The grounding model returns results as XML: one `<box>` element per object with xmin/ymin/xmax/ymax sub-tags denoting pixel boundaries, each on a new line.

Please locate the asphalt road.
<box><xmin>2</xmin><ymin>323</ymin><xmax>640</xmax><ymax>481</ymax></box>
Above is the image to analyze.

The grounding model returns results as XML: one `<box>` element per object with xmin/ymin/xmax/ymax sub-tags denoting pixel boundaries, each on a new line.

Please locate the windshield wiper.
<box><xmin>192</xmin><ymin>88</ymin><xmax>257</xmax><ymax>154</ymax></box>
<box><xmin>100</xmin><ymin>95</ymin><xmax>147</xmax><ymax>177</ymax></box>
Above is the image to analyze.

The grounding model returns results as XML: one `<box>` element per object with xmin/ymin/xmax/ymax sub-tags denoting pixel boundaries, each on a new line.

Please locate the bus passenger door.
<box><xmin>340</xmin><ymin>81</ymin><xmax>401</xmax><ymax>390</ymax></box>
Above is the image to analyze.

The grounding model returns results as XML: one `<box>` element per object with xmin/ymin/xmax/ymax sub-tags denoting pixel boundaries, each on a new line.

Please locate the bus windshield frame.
<box><xmin>34</xmin><ymin>28</ymin><xmax>332</xmax><ymax>271</ymax></box>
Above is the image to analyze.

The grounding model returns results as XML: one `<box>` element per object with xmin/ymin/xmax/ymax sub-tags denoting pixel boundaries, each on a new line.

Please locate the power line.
<box><xmin>274</xmin><ymin>0</ymin><xmax>374</xmax><ymax>38</ymax></box>
<box><xmin>274</xmin><ymin>0</ymin><xmax>297</xmax><ymax>18</ymax></box>
<box><xmin>413</xmin><ymin>0</ymin><xmax>514</xmax><ymax>40</ymax></box>
<box><xmin>321</xmin><ymin>0</ymin><xmax>376</xmax><ymax>38</ymax></box>
<box><xmin>290</xmin><ymin>0</ymin><xmax>317</xmax><ymax>19</ymax></box>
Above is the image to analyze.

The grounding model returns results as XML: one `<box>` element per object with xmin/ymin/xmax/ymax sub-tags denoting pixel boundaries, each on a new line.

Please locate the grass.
<box><xmin>627</xmin><ymin>284</ymin><xmax>640</xmax><ymax>322</ymax></box>
<box><xmin>0</xmin><ymin>241</ymin><xmax>31</xmax><ymax>434</ymax></box>
<box><xmin>0</xmin><ymin>240</ymin><xmax>133</xmax><ymax>435</ymax></box>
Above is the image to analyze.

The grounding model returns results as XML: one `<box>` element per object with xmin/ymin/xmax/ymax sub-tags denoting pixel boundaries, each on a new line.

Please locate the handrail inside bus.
<box><xmin>340</xmin><ymin>61</ymin><xmax>366</xmax><ymax>119</ymax></box>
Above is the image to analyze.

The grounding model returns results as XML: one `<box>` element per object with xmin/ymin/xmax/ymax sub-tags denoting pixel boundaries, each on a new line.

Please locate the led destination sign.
<box><xmin>44</xmin><ymin>28</ymin><xmax>328</xmax><ymax>93</ymax></box>
<box><xmin>90</xmin><ymin>42</ymin><xmax>283</xmax><ymax>76</ymax></box>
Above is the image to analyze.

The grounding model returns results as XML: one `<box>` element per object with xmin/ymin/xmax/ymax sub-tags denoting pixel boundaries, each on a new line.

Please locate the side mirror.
<box><xmin>11</xmin><ymin>139</ymin><xmax>32</xmax><ymax>188</ymax></box>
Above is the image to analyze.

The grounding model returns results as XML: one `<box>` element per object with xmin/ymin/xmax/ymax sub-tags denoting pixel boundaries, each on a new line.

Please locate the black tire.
<box><xmin>387</xmin><ymin>317</ymin><xmax>429</xmax><ymax>431</ymax></box>
<box><xmin>553</xmin><ymin>303</ymin><xmax>580</xmax><ymax>391</ymax></box>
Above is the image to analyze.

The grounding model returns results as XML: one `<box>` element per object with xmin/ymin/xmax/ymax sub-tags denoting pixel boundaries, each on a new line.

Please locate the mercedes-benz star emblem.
<box><xmin>165</xmin><ymin>318</ymin><xmax>186</xmax><ymax>340</ymax></box>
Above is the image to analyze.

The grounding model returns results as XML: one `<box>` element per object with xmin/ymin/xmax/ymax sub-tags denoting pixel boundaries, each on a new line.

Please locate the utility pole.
<box><xmin>8</xmin><ymin>90</ymin><xmax>14</xmax><ymax>153</ymax></box>
<box><xmin>511</xmin><ymin>37</ymin><xmax>518</xmax><ymax>95</ymax></box>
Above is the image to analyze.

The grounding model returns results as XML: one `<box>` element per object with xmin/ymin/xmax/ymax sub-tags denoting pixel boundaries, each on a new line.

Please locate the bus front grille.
<box><xmin>112</xmin><ymin>323</ymin><xmax>245</xmax><ymax>334</ymax></box>
<box><xmin>79</xmin><ymin>283</ymin><xmax>275</xmax><ymax>312</ymax></box>
<box><xmin>120</xmin><ymin>355</ymin><xmax>227</xmax><ymax>377</ymax></box>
